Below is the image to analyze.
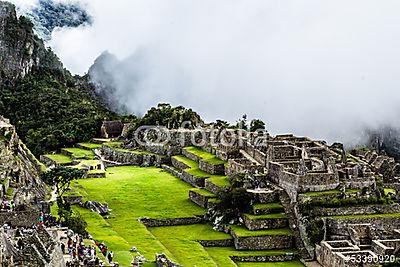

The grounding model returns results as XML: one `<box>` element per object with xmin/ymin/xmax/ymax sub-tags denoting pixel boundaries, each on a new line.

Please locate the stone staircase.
<box><xmin>165</xmin><ymin>146</ymin><xmax>300</xmax><ymax>264</ymax></box>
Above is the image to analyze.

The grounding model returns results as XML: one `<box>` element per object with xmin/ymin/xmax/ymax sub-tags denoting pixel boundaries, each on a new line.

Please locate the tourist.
<box><xmin>61</xmin><ymin>243</ymin><xmax>65</xmax><ymax>254</ymax></box>
<box><xmin>107</xmin><ymin>250</ymin><xmax>113</xmax><ymax>263</ymax></box>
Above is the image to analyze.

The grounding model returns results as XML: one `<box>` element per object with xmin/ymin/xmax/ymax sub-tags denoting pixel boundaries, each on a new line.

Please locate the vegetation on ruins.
<box><xmin>127</xmin><ymin>103</ymin><xmax>203</xmax><ymax>133</ymax></box>
<box><xmin>42</xmin><ymin>167</ymin><xmax>87</xmax><ymax>235</ymax></box>
<box><xmin>250</xmin><ymin>119</ymin><xmax>266</xmax><ymax>132</ymax></box>
<box><xmin>208</xmin><ymin>186</ymin><xmax>253</xmax><ymax>226</ymax></box>
<box><xmin>42</xmin><ymin>166</ymin><xmax>85</xmax><ymax>194</ymax></box>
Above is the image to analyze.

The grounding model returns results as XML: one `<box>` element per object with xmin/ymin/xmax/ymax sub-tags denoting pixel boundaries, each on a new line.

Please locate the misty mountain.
<box><xmin>0</xmin><ymin>1</ymin><xmax>116</xmax><ymax>155</ymax></box>
<box><xmin>18</xmin><ymin>0</ymin><xmax>91</xmax><ymax>41</ymax></box>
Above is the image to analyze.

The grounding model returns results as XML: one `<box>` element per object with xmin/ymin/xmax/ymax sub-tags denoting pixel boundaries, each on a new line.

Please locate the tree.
<box><xmin>41</xmin><ymin>167</ymin><xmax>85</xmax><ymax>197</ymax></box>
<box><xmin>42</xmin><ymin>167</ymin><xmax>87</xmax><ymax>235</ymax></box>
<box><xmin>236</xmin><ymin>114</ymin><xmax>248</xmax><ymax>131</ymax></box>
<box><xmin>250</xmin><ymin>119</ymin><xmax>266</xmax><ymax>132</ymax></box>
<box><xmin>214</xmin><ymin>119</ymin><xmax>230</xmax><ymax>129</ymax></box>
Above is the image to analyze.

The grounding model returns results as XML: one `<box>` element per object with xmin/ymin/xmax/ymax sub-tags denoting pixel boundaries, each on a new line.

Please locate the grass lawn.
<box><xmin>149</xmin><ymin>224</ymin><xmax>232</xmax><ymax>267</ymax></box>
<box><xmin>44</xmin><ymin>154</ymin><xmax>73</xmax><ymax>164</ymax></box>
<box><xmin>70</xmin><ymin>166</ymin><xmax>206</xmax><ymax>265</ymax></box>
<box><xmin>78</xmin><ymin>143</ymin><xmax>102</xmax><ymax>150</ymax></box>
<box><xmin>63</xmin><ymin>148</ymin><xmax>95</xmax><ymax>159</ymax></box>
<box><xmin>205</xmin><ymin>247</ymin><xmax>298</xmax><ymax>267</ymax></box>
<box><xmin>230</xmin><ymin>226</ymin><xmax>293</xmax><ymax>237</ymax></box>
<box><xmin>183</xmin><ymin>146</ymin><xmax>226</xmax><ymax>165</ymax></box>
<box><xmin>385</xmin><ymin>188</ymin><xmax>396</xmax><ymax>195</ymax></box>
<box><xmin>207</xmin><ymin>176</ymin><xmax>230</xmax><ymax>188</ymax></box>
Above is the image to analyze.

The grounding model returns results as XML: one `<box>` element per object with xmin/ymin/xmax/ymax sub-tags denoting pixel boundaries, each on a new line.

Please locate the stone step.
<box><xmin>252</xmin><ymin>203</ymin><xmax>285</xmax><ymax>215</ymax></box>
<box><xmin>189</xmin><ymin>188</ymin><xmax>216</xmax><ymax>208</ymax></box>
<box><xmin>247</xmin><ymin>188</ymin><xmax>280</xmax><ymax>203</ymax></box>
<box><xmin>243</xmin><ymin>213</ymin><xmax>289</xmax><ymax>230</ymax></box>
<box><xmin>204</xmin><ymin>176</ymin><xmax>230</xmax><ymax>194</ymax></box>
<box><xmin>230</xmin><ymin>225</ymin><xmax>294</xmax><ymax>250</ymax></box>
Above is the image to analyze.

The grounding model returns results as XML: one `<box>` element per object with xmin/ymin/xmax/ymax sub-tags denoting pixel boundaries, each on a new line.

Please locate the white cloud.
<box><xmin>16</xmin><ymin>0</ymin><xmax>400</xmax><ymax>144</ymax></box>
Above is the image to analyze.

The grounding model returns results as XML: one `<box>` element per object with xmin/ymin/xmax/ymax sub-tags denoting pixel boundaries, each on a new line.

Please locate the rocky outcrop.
<box><xmin>84</xmin><ymin>201</ymin><xmax>110</xmax><ymax>215</ymax></box>
<box><xmin>0</xmin><ymin>116</ymin><xmax>47</xmax><ymax>205</ymax></box>
<box><xmin>0</xmin><ymin>1</ymin><xmax>65</xmax><ymax>83</ymax></box>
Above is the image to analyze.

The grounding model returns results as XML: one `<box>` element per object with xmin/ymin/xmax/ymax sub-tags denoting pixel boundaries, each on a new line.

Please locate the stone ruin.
<box><xmin>100</xmin><ymin>120</ymin><xmax>125</xmax><ymax>139</ymax></box>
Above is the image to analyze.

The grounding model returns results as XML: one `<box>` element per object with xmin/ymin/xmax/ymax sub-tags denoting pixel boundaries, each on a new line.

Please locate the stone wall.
<box><xmin>232</xmin><ymin>232</ymin><xmax>294</xmax><ymax>250</ymax></box>
<box><xmin>182</xmin><ymin>149</ymin><xmax>200</xmax><ymax>162</ymax></box>
<box><xmin>100</xmin><ymin>146</ymin><xmax>168</xmax><ymax>167</ymax></box>
<box><xmin>198</xmin><ymin>239</ymin><xmax>233</xmax><ymax>247</ymax></box>
<box><xmin>310</xmin><ymin>204</ymin><xmax>400</xmax><ymax>217</ymax></box>
<box><xmin>139</xmin><ymin>216</ymin><xmax>204</xmax><ymax>227</ymax></box>
<box><xmin>199</xmin><ymin>160</ymin><xmax>225</xmax><ymax>175</ymax></box>
<box><xmin>189</xmin><ymin>190</ymin><xmax>215</xmax><ymax>208</ymax></box>
<box><xmin>230</xmin><ymin>254</ymin><xmax>296</xmax><ymax>263</ymax></box>
<box><xmin>243</xmin><ymin>215</ymin><xmax>288</xmax><ymax>230</ymax></box>
<box><xmin>325</xmin><ymin>216</ymin><xmax>400</xmax><ymax>237</ymax></box>
<box><xmin>171</xmin><ymin>157</ymin><xmax>190</xmax><ymax>171</ymax></box>
<box><xmin>204</xmin><ymin>179</ymin><xmax>227</xmax><ymax>194</ymax></box>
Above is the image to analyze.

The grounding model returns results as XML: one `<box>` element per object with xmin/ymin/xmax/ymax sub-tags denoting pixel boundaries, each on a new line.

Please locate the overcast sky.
<box><xmin>11</xmin><ymin>0</ymin><xmax>400</xmax><ymax>145</ymax></box>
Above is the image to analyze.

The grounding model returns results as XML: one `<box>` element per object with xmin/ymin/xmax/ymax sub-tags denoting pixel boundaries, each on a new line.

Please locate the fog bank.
<box><xmin>13</xmin><ymin>0</ymin><xmax>400</xmax><ymax>144</ymax></box>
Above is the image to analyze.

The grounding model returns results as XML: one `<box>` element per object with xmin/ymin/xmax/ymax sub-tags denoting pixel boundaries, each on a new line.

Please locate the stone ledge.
<box><xmin>232</xmin><ymin>233</ymin><xmax>294</xmax><ymax>250</ymax></box>
<box><xmin>243</xmin><ymin>214</ymin><xmax>288</xmax><ymax>230</ymax></box>
<box><xmin>199</xmin><ymin>160</ymin><xmax>225</xmax><ymax>175</ymax></box>
<box><xmin>230</xmin><ymin>254</ymin><xmax>296</xmax><ymax>262</ymax></box>
<box><xmin>139</xmin><ymin>216</ymin><xmax>205</xmax><ymax>227</ymax></box>
<box><xmin>189</xmin><ymin>189</ymin><xmax>216</xmax><ymax>208</ymax></box>
<box><xmin>198</xmin><ymin>239</ymin><xmax>233</xmax><ymax>247</ymax></box>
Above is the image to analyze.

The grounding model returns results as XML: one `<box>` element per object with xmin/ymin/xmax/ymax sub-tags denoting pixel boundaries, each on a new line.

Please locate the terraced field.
<box><xmin>48</xmin><ymin>144</ymin><xmax>303</xmax><ymax>266</ymax></box>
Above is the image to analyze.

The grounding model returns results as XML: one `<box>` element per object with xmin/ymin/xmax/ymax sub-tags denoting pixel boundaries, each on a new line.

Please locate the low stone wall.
<box><xmin>139</xmin><ymin>216</ymin><xmax>204</xmax><ymax>227</ymax></box>
<box><xmin>182</xmin><ymin>171</ymin><xmax>207</xmax><ymax>187</ymax></box>
<box><xmin>199</xmin><ymin>160</ymin><xmax>225</xmax><ymax>175</ymax></box>
<box><xmin>171</xmin><ymin>157</ymin><xmax>190</xmax><ymax>171</ymax></box>
<box><xmin>247</xmin><ymin>189</ymin><xmax>280</xmax><ymax>204</ymax></box>
<box><xmin>182</xmin><ymin>149</ymin><xmax>200</xmax><ymax>162</ymax></box>
<box><xmin>39</xmin><ymin>155</ymin><xmax>73</xmax><ymax>167</ymax></box>
<box><xmin>198</xmin><ymin>239</ymin><xmax>233</xmax><ymax>247</ymax></box>
<box><xmin>243</xmin><ymin>215</ymin><xmax>288</xmax><ymax>230</ymax></box>
<box><xmin>189</xmin><ymin>190</ymin><xmax>215</xmax><ymax>208</ymax></box>
<box><xmin>86</xmin><ymin>171</ymin><xmax>106</xmax><ymax>178</ymax></box>
<box><xmin>205</xmin><ymin>179</ymin><xmax>227</xmax><ymax>194</ymax></box>
<box><xmin>232</xmin><ymin>232</ymin><xmax>294</xmax><ymax>250</ymax></box>
<box><xmin>325</xmin><ymin>216</ymin><xmax>400</xmax><ymax>237</ymax></box>
<box><xmin>230</xmin><ymin>254</ymin><xmax>296</xmax><ymax>262</ymax></box>
<box><xmin>310</xmin><ymin>204</ymin><xmax>400</xmax><ymax>217</ymax></box>
<box><xmin>162</xmin><ymin>165</ymin><xmax>206</xmax><ymax>187</ymax></box>
<box><xmin>100</xmin><ymin>146</ymin><xmax>168</xmax><ymax>167</ymax></box>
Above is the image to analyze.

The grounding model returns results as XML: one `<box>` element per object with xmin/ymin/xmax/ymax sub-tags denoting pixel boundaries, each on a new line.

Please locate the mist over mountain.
<box><xmin>10</xmin><ymin>0</ymin><xmax>400</xmax><ymax>148</ymax></box>
<box><xmin>11</xmin><ymin>0</ymin><xmax>91</xmax><ymax>41</ymax></box>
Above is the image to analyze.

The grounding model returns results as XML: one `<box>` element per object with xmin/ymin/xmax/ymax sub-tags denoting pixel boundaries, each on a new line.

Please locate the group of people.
<box><xmin>64</xmin><ymin>235</ymin><xmax>102</xmax><ymax>266</ymax></box>
<box><xmin>95</xmin><ymin>240</ymin><xmax>114</xmax><ymax>263</ymax></box>
<box><xmin>0</xmin><ymin>200</ymin><xmax>14</xmax><ymax>211</ymax></box>
<box><xmin>63</xmin><ymin>235</ymin><xmax>115</xmax><ymax>266</ymax></box>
